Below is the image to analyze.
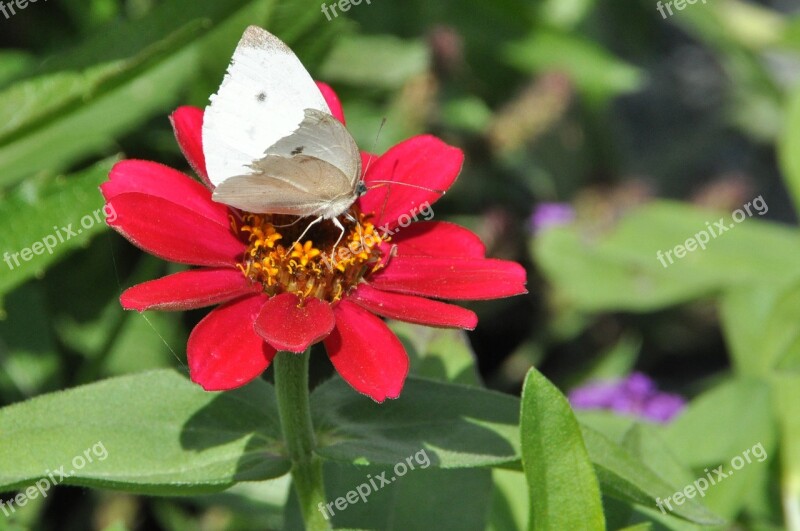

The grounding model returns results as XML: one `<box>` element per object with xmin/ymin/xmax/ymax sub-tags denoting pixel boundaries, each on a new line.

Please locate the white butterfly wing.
<box><xmin>203</xmin><ymin>26</ymin><xmax>330</xmax><ymax>187</ymax></box>
<box><xmin>265</xmin><ymin>108</ymin><xmax>361</xmax><ymax>188</ymax></box>
<box><xmin>212</xmin><ymin>155</ymin><xmax>356</xmax><ymax>217</ymax></box>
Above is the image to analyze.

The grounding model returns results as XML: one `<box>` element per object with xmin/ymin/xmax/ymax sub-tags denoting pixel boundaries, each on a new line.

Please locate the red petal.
<box><xmin>121</xmin><ymin>268</ymin><xmax>259</xmax><ymax>311</ymax></box>
<box><xmin>255</xmin><ymin>293</ymin><xmax>335</xmax><ymax>353</ymax></box>
<box><xmin>358</xmin><ymin>136</ymin><xmax>464</xmax><ymax>230</ymax></box>
<box><xmin>316</xmin><ymin>82</ymin><xmax>345</xmax><ymax>124</ymax></box>
<box><xmin>170</xmin><ymin>106</ymin><xmax>211</xmax><ymax>187</ymax></box>
<box><xmin>101</xmin><ymin>160</ymin><xmax>229</xmax><ymax>227</ymax></box>
<box><xmin>390</xmin><ymin>221</ymin><xmax>485</xmax><ymax>258</ymax></box>
<box><xmin>369</xmin><ymin>257</ymin><xmax>527</xmax><ymax>300</ymax></box>
<box><xmin>188</xmin><ymin>295</ymin><xmax>276</xmax><ymax>391</ymax></box>
<box><xmin>349</xmin><ymin>284</ymin><xmax>477</xmax><ymax>330</ymax></box>
<box><xmin>107</xmin><ymin>192</ymin><xmax>245</xmax><ymax>267</ymax></box>
<box><xmin>324</xmin><ymin>300</ymin><xmax>409</xmax><ymax>402</ymax></box>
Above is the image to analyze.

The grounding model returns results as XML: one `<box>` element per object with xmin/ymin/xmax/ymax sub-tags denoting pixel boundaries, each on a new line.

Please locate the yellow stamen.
<box><xmin>235</xmin><ymin>210</ymin><xmax>384</xmax><ymax>303</ymax></box>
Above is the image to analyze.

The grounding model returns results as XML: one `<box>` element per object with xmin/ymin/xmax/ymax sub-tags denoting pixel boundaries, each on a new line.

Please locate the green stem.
<box><xmin>274</xmin><ymin>349</ymin><xmax>329</xmax><ymax>530</ymax></box>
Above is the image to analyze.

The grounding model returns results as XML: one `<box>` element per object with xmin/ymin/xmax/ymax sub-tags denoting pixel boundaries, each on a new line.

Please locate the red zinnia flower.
<box><xmin>101</xmin><ymin>82</ymin><xmax>527</xmax><ymax>402</ymax></box>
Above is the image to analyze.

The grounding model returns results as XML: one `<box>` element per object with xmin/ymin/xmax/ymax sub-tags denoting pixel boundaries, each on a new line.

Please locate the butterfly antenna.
<box><xmin>367</xmin><ymin>181</ymin><xmax>446</xmax><ymax>195</ymax></box>
<box><xmin>362</xmin><ymin>117</ymin><xmax>387</xmax><ymax>180</ymax></box>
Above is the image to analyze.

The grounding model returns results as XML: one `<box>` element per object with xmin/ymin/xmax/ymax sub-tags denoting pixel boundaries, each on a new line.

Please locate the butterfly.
<box><xmin>202</xmin><ymin>26</ymin><xmax>365</xmax><ymax>243</ymax></box>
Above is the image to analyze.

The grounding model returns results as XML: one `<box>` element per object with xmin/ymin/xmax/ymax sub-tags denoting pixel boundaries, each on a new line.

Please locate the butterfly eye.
<box><xmin>356</xmin><ymin>181</ymin><xmax>368</xmax><ymax>196</ymax></box>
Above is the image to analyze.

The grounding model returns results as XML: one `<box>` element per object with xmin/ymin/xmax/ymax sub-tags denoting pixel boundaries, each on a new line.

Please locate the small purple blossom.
<box><xmin>568</xmin><ymin>372</ymin><xmax>686</xmax><ymax>423</ymax></box>
<box><xmin>530</xmin><ymin>202</ymin><xmax>575</xmax><ymax>233</ymax></box>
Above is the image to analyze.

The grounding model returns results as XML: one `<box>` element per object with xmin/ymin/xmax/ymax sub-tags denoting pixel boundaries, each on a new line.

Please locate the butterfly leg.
<box><xmin>292</xmin><ymin>215</ymin><xmax>324</xmax><ymax>248</ymax></box>
<box><xmin>330</xmin><ymin>216</ymin><xmax>347</xmax><ymax>264</ymax></box>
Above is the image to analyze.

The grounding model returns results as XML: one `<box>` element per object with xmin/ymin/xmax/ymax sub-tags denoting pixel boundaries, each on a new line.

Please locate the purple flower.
<box><xmin>568</xmin><ymin>372</ymin><xmax>686</xmax><ymax>423</ymax></box>
<box><xmin>530</xmin><ymin>202</ymin><xmax>575</xmax><ymax>233</ymax></box>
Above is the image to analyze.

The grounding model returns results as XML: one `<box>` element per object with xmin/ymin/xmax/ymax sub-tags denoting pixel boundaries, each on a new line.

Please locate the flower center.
<box><xmin>235</xmin><ymin>209</ymin><xmax>385</xmax><ymax>303</ymax></box>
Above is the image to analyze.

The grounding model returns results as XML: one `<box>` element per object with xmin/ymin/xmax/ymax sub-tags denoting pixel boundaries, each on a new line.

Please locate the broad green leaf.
<box><xmin>0</xmin><ymin>370</ymin><xmax>289</xmax><ymax>494</ymax></box>
<box><xmin>309</xmin><ymin>463</ymin><xmax>492</xmax><ymax>530</ymax></box>
<box><xmin>0</xmin><ymin>157</ymin><xmax>118</xmax><ymax>299</ymax></box>
<box><xmin>47</xmin><ymin>248</ymin><xmax>174</xmax><ymax>369</ymax></box>
<box><xmin>720</xmin><ymin>281</ymin><xmax>800</xmax><ymax>376</ymax></box>
<box><xmin>621</xmin><ymin>424</ymin><xmax>727</xmax><ymax>527</ymax></box>
<box><xmin>0</xmin><ymin>42</ymin><xmax>195</xmax><ymax>144</ymax></box>
<box><xmin>0</xmin><ymin>43</ymin><xmax>193</xmax><ymax>188</ymax></box>
<box><xmin>534</xmin><ymin>201</ymin><xmax>800</xmax><ymax>311</ymax></box>
<box><xmin>488</xmin><ymin>469</ymin><xmax>529</xmax><ymax>531</ymax></box>
<box><xmin>388</xmin><ymin>321</ymin><xmax>481</xmax><ymax>387</ymax></box>
<box><xmin>663</xmin><ymin>378</ymin><xmax>775</xmax><ymax>468</ymax></box>
<box><xmin>581</xmin><ymin>427</ymin><xmax>723</xmax><ymax>526</ymax></box>
<box><xmin>520</xmin><ymin>368</ymin><xmax>605</xmax><ymax>530</ymax></box>
<box><xmin>186</xmin><ymin>476</ymin><xmax>292</xmax><ymax>531</ymax></box>
<box><xmin>622</xmin><ymin>425</ymin><xmax>696</xmax><ymax>503</ymax></box>
<box><xmin>699</xmin><ymin>450</ymin><xmax>772</xmax><ymax>522</ymax></box>
<box><xmin>601</xmin><ymin>499</ymin><xmax>632</xmax><ymax>531</ymax></box>
<box><xmin>576</xmin><ymin>411</ymin><xmax>637</xmax><ymax>444</ymax></box>
<box><xmin>0</xmin><ymin>284</ymin><xmax>60</xmax><ymax>401</ymax></box>
<box><xmin>312</xmin><ymin>373</ymin><xmax>721</xmax><ymax>526</ymax></box>
<box><xmin>319</xmin><ymin>35</ymin><xmax>429</xmax><ymax>89</ymax></box>
<box><xmin>102</xmin><ymin>311</ymin><xmax>186</xmax><ymax>376</ymax></box>
<box><xmin>505</xmin><ymin>30</ymin><xmax>642</xmax><ymax>104</ymax></box>
<box><xmin>0</xmin><ymin>0</ymin><xmax>268</xmax><ymax>187</ymax></box>
<box><xmin>660</xmin><ymin>376</ymin><xmax>775</xmax><ymax>520</ymax></box>
<box><xmin>311</xmin><ymin>376</ymin><xmax>520</xmax><ymax>468</ymax></box>
<box><xmin>779</xmin><ymin>85</ymin><xmax>800</xmax><ymax>216</ymax></box>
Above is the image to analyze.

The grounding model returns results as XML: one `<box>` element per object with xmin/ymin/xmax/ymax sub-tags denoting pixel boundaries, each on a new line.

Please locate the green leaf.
<box><xmin>581</xmin><ymin>427</ymin><xmax>723</xmax><ymax>526</ymax></box>
<box><xmin>388</xmin><ymin>321</ymin><xmax>481</xmax><ymax>387</ymax></box>
<box><xmin>0</xmin><ymin>284</ymin><xmax>60</xmax><ymax>401</ymax></box>
<box><xmin>102</xmin><ymin>311</ymin><xmax>186</xmax><ymax>376</ymax></box>
<box><xmin>505</xmin><ymin>30</ymin><xmax>642</xmax><ymax>104</ymax></box>
<box><xmin>315</xmin><ymin>463</ymin><xmax>492</xmax><ymax>530</ymax></box>
<box><xmin>520</xmin><ymin>368</ymin><xmax>605</xmax><ymax>530</ymax></box>
<box><xmin>0</xmin><ymin>0</ymin><xmax>268</xmax><ymax>187</ymax></box>
<box><xmin>319</xmin><ymin>34</ymin><xmax>429</xmax><ymax>90</ymax></box>
<box><xmin>47</xmin><ymin>249</ymin><xmax>174</xmax><ymax>370</ymax></box>
<box><xmin>0</xmin><ymin>370</ymin><xmax>289</xmax><ymax>494</ymax></box>
<box><xmin>187</xmin><ymin>477</ymin><xmax>292</xmax><ymax>531</ymax></box>
<box><xmin>621</xmin><ymin>424</ymin><xmax>696</xmax><ymax>503</ymax></box>
<box><xmin>0</xmin><ymin>157</ymin><xmax>118</xmax><ymax>299</ymax></box>
<box><xmin>534</xmin><ymin>201</ymin><xmax>800</xmax><ymax>311</ymax></box>
<box><xmin>311</xmin><ymin>376</ymin><xmax>520</xmax><ymax>468</ymax></box>
<box><xmin>0</xmin><ymin>40</ymin><xmax>191</xmax><ymax>188</ymax></box>
<box><xmin>663</xmin><ymin>378</ymin><xmax>775</xmax><ymax>468</ymax></box>
<box><xmin>620</xmin><ymin>424</ymin><xmax>727</xmax><ymax>526</ymax></box>
<box><xmin>488</xmin><ymin>469</ymin><xmax>529</xmax><ymax>531</ymax></box>
<box><xmin>720</xmin><ymin>281</ymin><xmax>800</xmax><ymax>376</ymax></box>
